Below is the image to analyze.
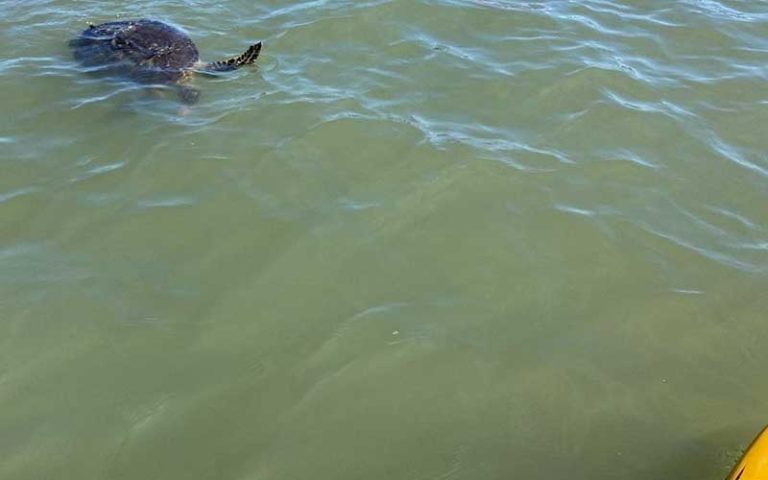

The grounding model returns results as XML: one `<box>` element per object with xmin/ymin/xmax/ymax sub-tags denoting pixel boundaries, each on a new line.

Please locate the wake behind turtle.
<box><xmin>69</xmin><ymin>19</ymin><xmax>262</xmax><ymax>104</ymax></box>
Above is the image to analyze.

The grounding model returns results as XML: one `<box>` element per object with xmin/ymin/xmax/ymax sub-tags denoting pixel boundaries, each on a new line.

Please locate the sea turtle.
<box><xmin>69</xmin><ymin>19</ymin><xmax>262</xmax><ymax>104</ymax></box>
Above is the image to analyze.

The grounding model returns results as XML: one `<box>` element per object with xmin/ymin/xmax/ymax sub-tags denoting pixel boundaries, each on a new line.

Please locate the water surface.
<box><xmin>1</xmin><ymin>1</ymin><xmax>767</xmax><ymax>479</ymax></box>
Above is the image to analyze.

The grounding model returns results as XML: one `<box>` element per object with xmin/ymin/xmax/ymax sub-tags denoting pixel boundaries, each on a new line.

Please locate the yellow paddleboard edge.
<box><xmin>727</xmin><ymin>425</ymin><xmax>768</xmax><ymax>480</ymax></box>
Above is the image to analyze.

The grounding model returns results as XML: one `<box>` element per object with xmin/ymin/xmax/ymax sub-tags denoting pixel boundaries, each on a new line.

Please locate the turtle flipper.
<box><xmin>177</xmin><ymin>84</ymin><xmax>201</xmax><ymax>105</ymax></box>
<box><xmin>204</xmin><ymin>42</ymin><xmax>262</xmax><ymax>72</ymax></box>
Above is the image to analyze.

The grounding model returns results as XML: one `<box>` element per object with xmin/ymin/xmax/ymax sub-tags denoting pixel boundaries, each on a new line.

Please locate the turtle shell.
<box><xmin>70</xmin><ymin>19</ymin><xmax>199</xmax><ymax>84</ymax></box>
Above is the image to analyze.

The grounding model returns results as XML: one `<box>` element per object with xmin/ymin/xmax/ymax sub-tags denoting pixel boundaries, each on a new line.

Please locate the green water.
<box><xmin>1</xmin><ymin>1</ymin><xmax>767</xmax><ymax>478</ymax></box>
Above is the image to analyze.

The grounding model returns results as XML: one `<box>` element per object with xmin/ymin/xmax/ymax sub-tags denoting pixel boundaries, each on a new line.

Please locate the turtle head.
<box><xmin>177</xmin><ymin>85</ymin><xmax>200</xmax><ymax>105</ymax></box>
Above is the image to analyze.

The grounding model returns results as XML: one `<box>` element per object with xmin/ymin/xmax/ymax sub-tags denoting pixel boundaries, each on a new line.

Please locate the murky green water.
<box><xmin>1</xmin><ymin>1</ymin><xmax>767</xmax><ymax>478</ymax></box>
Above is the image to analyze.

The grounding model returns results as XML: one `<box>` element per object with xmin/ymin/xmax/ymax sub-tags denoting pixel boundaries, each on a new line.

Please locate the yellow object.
<box><xmin>727</xmin><ymin>426</ymin><xmax>768</xmax><ymax>480</ymax></box>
